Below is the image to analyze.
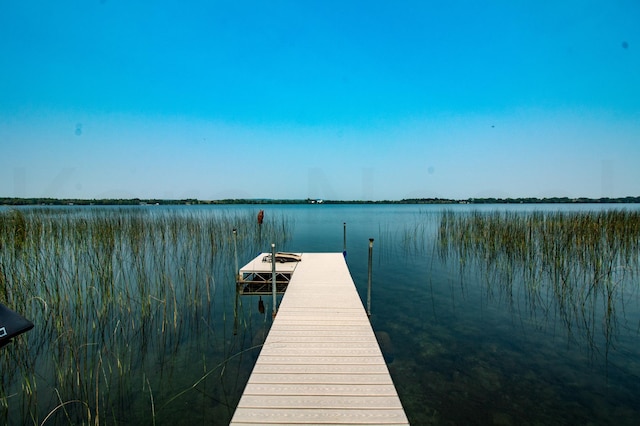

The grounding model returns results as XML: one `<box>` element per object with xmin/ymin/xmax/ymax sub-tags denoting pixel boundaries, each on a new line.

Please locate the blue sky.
<box><xmin>1</xmin><ymin>1</ymin><xmax>639</xmax><ymax>200</ymax></box>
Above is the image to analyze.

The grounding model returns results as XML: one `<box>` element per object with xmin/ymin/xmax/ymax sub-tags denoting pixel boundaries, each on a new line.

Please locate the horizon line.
<box><xmin>2</xmin><ymin>196</ymin><xmax>640</xmax><ymax>206</ymax></box>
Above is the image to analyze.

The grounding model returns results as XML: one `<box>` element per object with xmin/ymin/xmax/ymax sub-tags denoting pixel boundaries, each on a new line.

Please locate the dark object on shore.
<box><xmin>257</xmin><ymin>210</ymin><xmax>264</xmax><ymax>225</ymax></box>
<box><xmin>0</xmin><ymin>303</ymin><xmax>34</xmax><ymax>349</ymax></box>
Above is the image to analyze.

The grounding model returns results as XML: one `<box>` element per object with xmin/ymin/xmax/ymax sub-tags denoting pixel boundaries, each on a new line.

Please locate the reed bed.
<box><xmin>436</xmin><ymin>209</ymin><xmax>640</xmax><ymax>351</ymax></box>
<box><xmin>0</xmin><ymin>206</ymin><xmax>291</xmax><ymax>425</ymax></box>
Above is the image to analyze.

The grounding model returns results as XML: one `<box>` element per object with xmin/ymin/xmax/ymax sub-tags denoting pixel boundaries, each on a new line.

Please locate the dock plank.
<box><xmin>231</xmin><ymin>408</ymin><xmax>408</xmax><ymax>424</ymax></box>
<box><xmin>255</xmin><ymin>355</ymin><xmax>386</xmax><ymax>365</ymax></box>
<box><xmin>230</xmin><ymin>253</ymin><xmax>409</xmax><ymax>426</ymax></box>
<box><xmin>252</xmin><ymin>363</ymin><xmax>390</xmax><ymax>375</ymax></box>
<box><xmin>248</xmin><ymin>373</ymin><xmax>394</xmax><ymax>385</ymax></box>
<box><xmin>237</xmin><ymin>395</ymin><xmax>404</xmax><ymax>409</ymax></box>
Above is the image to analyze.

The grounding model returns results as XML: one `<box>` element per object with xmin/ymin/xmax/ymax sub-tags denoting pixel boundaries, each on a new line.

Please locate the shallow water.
<box><xmin>271</xmin><ymin>204</ymin><xmax>640</xmax><ymax>425</ymax></box>
<box><xmin>2</xmin><ymin>204</ymin><xmax>639</xmax><ymax>425</ymax></box>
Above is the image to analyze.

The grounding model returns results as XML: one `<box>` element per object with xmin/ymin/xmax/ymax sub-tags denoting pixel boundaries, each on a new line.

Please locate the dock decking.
<box><xmin>236</xmin><ymin>252</ymin><xmax>301</xmax><ymax>295</ymax></box>
<box><xmin>230</xmin><ymin>252</ymin><xmax>409</xmax><ymax>426</ymax></box>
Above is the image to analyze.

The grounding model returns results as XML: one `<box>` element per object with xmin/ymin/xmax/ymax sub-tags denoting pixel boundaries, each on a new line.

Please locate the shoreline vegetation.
<box><xmin>2</xmin><ymin>196</ymin><xmax>640</xmax><ymax>206</ymax></box>
<box><xmin>1</xmin><ymin>207</ymin><xmax>292</xmax><ymax>424</ymax></box>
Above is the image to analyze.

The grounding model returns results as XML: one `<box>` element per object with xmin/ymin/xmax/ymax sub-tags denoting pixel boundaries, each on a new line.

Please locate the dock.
<box><xmin>236</xmin><ymin>252</ymin><xmax>301</xmax><ymax>295</ymax></box>
<box><xmin>230</xmin><ymin>252</ymin><xmax>409</xmax><ymax>425</ymax></box>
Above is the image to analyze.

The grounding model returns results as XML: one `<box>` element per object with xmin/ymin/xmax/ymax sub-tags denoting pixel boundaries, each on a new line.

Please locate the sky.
<box><xmin>1</xmin><ymin>0</ymin><xmax>639</xmax><ymax>201</ymax></box>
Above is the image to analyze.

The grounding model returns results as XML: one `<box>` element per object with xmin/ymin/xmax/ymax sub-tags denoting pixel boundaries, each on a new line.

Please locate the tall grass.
<box><xmin>437</xmin><ymin>209</ymin><xmax>640</xmax><ymax>352</ymax></box>
<box><xmin>0</xmin><ymin>206</ymin><xmax>291</xmax><ymax>425</ymax></box>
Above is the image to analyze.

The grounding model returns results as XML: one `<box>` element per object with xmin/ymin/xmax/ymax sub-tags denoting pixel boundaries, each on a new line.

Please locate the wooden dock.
<box><xmin>230</xmin><ymin>252</ymin><xmax>409</xmax><ymax>425</ymax></box>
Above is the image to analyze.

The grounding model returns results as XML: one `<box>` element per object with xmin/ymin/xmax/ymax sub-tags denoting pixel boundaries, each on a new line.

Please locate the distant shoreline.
<box><xmin>2</xmin><ymin>196</ymin><xmax>640</xmax><ymax>206</ymax></box>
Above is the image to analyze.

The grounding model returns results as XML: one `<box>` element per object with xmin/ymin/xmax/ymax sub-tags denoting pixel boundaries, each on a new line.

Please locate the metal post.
<box><xmin>367</xmin><ymin>238</ymin><xmax>374</xmax><ymax>317</ymax></box>
<box><xmin>343</xmin><ymin>222</ymin><xmax>347</xmax><ymax>258</ymax></box>
<box><xmin>271</xmin><ymin>243</ymin><xmax>277</xmax><ymax>318</ymax></box>
<box><xmin>233</xmin><ymin>288</ymin><xmax>239</xmax><ymax>335</ymax></box>
<box><xmin>233</xmin><ymin>229</ymin><xmax>239</xmax><ymax>282</ymax></box>
<box><xmin>233</xmin><ymin>228</ymin><xmax>240</xmax><ymax>334</ymax></box>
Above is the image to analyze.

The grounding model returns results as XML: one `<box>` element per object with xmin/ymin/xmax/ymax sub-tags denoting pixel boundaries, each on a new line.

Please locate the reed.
<box><xmin>436</xmin><ymin>208</ymin><xmax>640</xmax><ymax>351</ymax></box>
<box><xmin>0</xmin><ymin>206</ymin><xmax>291</xmax><ymax>425</ymax></box>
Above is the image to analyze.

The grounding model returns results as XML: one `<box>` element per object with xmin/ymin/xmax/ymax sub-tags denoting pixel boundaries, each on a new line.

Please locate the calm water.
<box><xmin>270</xmin><ymin>204</ymin><xmax>640</xmax><ymax>425</ymax></box>
<box><xmin>2</xmin><ymin>204</ymin><xmax>640</xmax><ymax>425</ymax></box>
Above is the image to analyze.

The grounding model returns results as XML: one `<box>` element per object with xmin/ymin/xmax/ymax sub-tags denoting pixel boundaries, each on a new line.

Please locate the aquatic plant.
<box><xmin>436</xmin><ymin>209</ymin><xmax>640</xmax><ymax>353</ymax></box>
<box><xmin>0</xmin><ymin>207</ymin><xmax>291</xmax><ymax>425</ymax></box>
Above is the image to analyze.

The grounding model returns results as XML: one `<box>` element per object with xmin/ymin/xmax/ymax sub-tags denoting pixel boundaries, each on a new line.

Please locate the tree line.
<box><xmin>2</xmin><ymin>196</ymin><xmax>639</xmax><ymax>206</ymax></box>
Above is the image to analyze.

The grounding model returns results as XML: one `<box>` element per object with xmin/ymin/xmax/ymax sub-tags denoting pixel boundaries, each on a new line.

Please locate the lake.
<box><xmin>1</xmin><ymin>204</ymin><xmax>639</xmax><ymax>425</ymax></box>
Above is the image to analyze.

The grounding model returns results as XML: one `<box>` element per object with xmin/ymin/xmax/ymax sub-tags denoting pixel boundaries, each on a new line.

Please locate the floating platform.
<box><xmin>230</xmin><ymin>252</ymin><xmax>409</xmax><ymax>425</ymax></box>
<box><xmin>236</xmin><ymin>252</ymin><xmax>302</xmax><ymax>295</ymax></box>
